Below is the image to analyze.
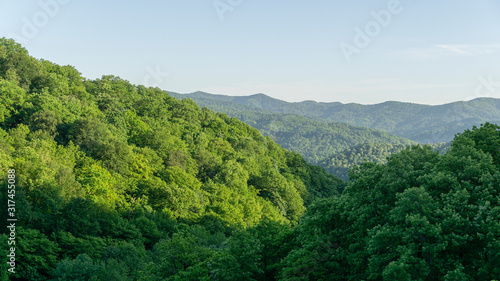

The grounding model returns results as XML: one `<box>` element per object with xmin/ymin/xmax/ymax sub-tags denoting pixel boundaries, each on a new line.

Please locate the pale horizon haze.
<box><xmin>1</xmin><ymin>0</ymin><xmax>499</xmax><ymax>105</ymax></box>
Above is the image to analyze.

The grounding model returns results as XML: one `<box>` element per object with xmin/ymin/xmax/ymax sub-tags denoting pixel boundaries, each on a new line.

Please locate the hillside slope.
<box><xmin>1</xmin><ymin>38</ymin><xmax>498</xmax><ymax>281</ymax></box>
<box><xmin>172</xmin><ymin>91</ymin><xmax>500</xmax><ymax>143</ymax></box>
<box><xmin>232</xmin><ymin>112</ymin><xmax>415</xmax><ymax>164</ymax></box>
<box><xmin>0</xmin><ymin>38</ymin><xmax>344</xmax><ymax>279</ymax></box>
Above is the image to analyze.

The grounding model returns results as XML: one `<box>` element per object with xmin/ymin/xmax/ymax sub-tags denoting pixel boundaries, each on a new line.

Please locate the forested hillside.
<box><xmin>173</xmin><ymin>91</ymin><xmax>500</xmax><ymax>143</ymax></box>
<box><xmin>0</xmin><ymin>39</ymin><xmax>499</xmax><ymax>280</ymax></box>
<box><xmin>279</xmin><ymin>123</ymin><xmax>500</xmax><ymax>280</ymax></box>
<box><xmin>231</xmin><ymin>112</ymin><xmax>415</xmax><ymax>164</ymax></box>
<box><xmin>171</xmin><ymin>90</ymin><xmax>419</xmax><ymax>176</ymax></box>
<box><xmin>0</xmin><ymin>38</ymin><xmax>343</xmax><ymax>280</ymax></box>
<box><xmin>320</xmin><ymin>142</ymin><xmax>450</xmax><ymax>181</ymax></box>
<box><xmin>319</xmin><ymin>143</ymin><xmax>409</xmax><ymax>181</ymax></box>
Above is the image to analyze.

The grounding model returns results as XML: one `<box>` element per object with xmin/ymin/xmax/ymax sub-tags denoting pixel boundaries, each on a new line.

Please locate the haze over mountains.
<box><xmin>171</xmin><ymin>91</ymin><xmax>500</xmax><ymax>144</ymax></box>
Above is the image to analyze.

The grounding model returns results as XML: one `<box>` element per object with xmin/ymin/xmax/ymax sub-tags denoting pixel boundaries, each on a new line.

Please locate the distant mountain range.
<box><xmin>167</xmin><ymin>91</ymin><xmax>499</xmax><ymax>179</ymax></box>
<box><xmin>168</xmin><ymin>92</ymin><xmax>415</xmax><ymax>165</ymax></box>
<box><xmin>227</xmin><ymin>112</ymin><xmax>416</xmax><ymax>164</ymax></box>
<box><xmin>169</xmin><ymin>91</ymin><xmax>500</xmax><ymax>144</ymax></box>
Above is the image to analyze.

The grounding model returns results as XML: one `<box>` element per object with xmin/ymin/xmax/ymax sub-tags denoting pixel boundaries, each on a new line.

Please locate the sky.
<box><xmin>1</xmin><ymin>0</ymin><xmax>500</xmax><ymax>105</ymax></box>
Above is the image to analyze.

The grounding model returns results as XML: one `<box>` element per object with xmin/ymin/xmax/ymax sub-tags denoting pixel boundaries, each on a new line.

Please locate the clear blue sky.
<box><xmin>1</xmin><ymin>0</ymin><xmax>499</xmax><ymax>104</ymax></box>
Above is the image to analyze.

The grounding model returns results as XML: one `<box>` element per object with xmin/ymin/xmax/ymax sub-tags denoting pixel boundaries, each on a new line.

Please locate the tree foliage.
<box><xmin>0</xmin><ymin>38</ymin><xmax>498</xmax><ymax>281</ymax></box>
<box><xmin>0</xmin><ymin>38</ymin><xmax>343</xmax><ymax>280</ymax></box>
<box><xmin>278</xmin><ymin>124</ymin><xmax>500</xmax><ymax>280</ymax></box>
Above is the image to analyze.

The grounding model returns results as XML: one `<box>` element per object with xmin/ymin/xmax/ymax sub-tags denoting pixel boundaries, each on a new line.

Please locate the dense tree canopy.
<box><xmin>320</xmin><ymin>142</ymin><xmax>449</xmax><ymax>181</ymax></box>
<box><xmin>0</xmin><ymin>38</ymin><xmax>498</xmax><ymax>280</ymax></box>
<box><xmin>0</xmin><ymin>38</ymin><xmax>343</xmax><ymax>280</ymax></box>
<box><xmin>278</xmin><ymin>124</ymin><xmax>500</xmax><ymax>280</ymax></box>
<box><xmin>234</xmin><ymin>113</ymin><xmax>415</xmax><ymax>165</ymax></box>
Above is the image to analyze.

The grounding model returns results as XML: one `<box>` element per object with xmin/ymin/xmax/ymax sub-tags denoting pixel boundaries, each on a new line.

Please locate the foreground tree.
<box><xmin>279</xmin><ymin>124</ymin><xmax>500</xmax><ymax>280</ymax></box>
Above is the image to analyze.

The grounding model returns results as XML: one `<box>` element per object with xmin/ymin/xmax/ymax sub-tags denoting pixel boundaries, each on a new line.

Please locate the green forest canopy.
<box><xmin>0</xmin><ymin>38</ymin><xmax>498</xmax><ymax>280</ymax></box>
<box><xmin>229</xmin><ymin>112</ymin><xmax>416</xmax><ymax>165</ymax></box>
<box><xmin>320</xmin><ymin>142</ymin><xmax>449</xmax><ymax>181</ymax></box>
<box><xmin>169</xmin><ymin>92</ymin><xmax>456</xmax><ymax>180</ymax></box>
<box><xmin>0</xmin><ymin>37</ymin><xmax>342</xmax><ymax>280</ymax></box>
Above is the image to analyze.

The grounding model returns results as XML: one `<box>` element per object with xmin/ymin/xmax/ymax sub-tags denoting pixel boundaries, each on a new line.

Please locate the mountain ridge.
<box><xmin>183</xmin><ymin>91</ymin><xmax>495</xmax><ymax>107</ymax></box>
<box><xmin>170</xmin><ymin>91</ymin><xmax>500</xmax><ymax>143</ymax></box>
